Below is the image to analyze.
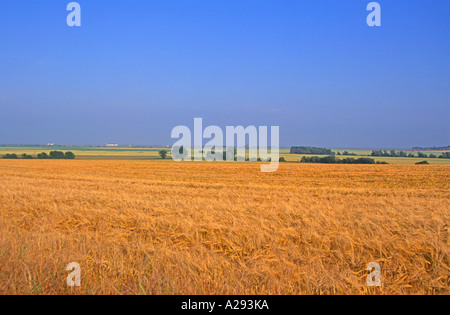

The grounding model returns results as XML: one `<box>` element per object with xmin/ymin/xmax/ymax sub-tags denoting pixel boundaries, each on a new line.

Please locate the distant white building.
<box><xmin>106</xmin><ymin>143</ymin><xmax>119</xmax><ymax>147</ymax></box>
<box><xmin>47</xmin><ymin>143</ymin><xmax>54</xmax><ymax>146</ymax></box>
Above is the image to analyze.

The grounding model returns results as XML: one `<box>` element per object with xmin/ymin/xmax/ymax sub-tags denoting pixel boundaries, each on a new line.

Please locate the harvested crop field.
<box><xmin>0</xmin><ymin>160</ymin><xmax>448</xmax><ymax>295</ymax></box>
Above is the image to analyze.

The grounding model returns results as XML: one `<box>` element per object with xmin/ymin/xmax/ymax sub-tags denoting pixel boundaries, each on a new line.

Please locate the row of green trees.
<box><xmin>1</xmin><ymin>151</ymin><xmax>76</xmax><ymax>159</ymax></box>
<box><xmin>301</xmin><ymin>155</ymin><xmax>387</xmax><ymax>164</ymax></box>
<box><xmin>290</xmin><ymin>146</ymin><xmax>333</xmax><ymax>155</ymax></box>
<box><xmin>371</xmin><ymin>150</ymin><xmax>450</xmax><ymax>159</ymax></box>
<box><xmin>336</xmin><ymin>151</ymin><xmax>357</xmax><ymax>156</ymax></box>
<box><xmin>38</xmin><ymin>151</ymin><xmax>76</xmax><ymax>159</ymax></box>
<box><xmin>371</xmin><ymin>150</ymin><xmax>408</xmax><ymax>157</ymax></box>
<box><xmin>158</xmin><ymin>149</ymin><xmax>287</xmax><ymax>162</ymax></box>
<box><xmin>290</xmin><ymin>147</ymin><xmax>450</xmax><ymax>160</ymax></box>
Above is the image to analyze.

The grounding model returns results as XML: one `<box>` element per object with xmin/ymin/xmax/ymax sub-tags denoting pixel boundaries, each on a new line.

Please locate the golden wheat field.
<box><xmin>0</xmin><ymin>160</ymin><xmax>448</xmax><ymax>295</ymax></box>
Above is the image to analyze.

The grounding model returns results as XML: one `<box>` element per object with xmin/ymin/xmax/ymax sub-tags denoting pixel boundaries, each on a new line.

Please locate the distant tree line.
<box><xmin>301</xmin><ymin>155</ymin><xmax>387</xmax><ymax>165</ymax></box>
<box><xmin>412</xmin><ymin>145</ymin><xmax>450</xmax><ymax>151</ymax></box>
<box><xmin>1</xmin><ymin>151</ymin><xmax>76</xmax><ymax>159</ymax></box>
<box><xmin>2</xmin><ymin>153</ymin><xmax>19</xmax><ymax>159</ymax></box>
<box><xmin>169</xmin><ymin>146</ymin><xmax>287</xmax><ymax>162</ymax></box>
<box><xmin>336</xmin><ymin>151</ymin><xmax>357</xmax><ymax>156</ymax></box>
<box><xmin>371</xmin><ymin>150</ymin><xmax>450</xmax><ymax>159</ymax></box>
<box><xmin>290</xmin><ymin>146</ymin><xmax>333</xmax><ymax>155</ymax></box>
<box><xmin>371</xmin><ymin>150</ymin><xmax>413</xmax><ymax>157</ymax></box>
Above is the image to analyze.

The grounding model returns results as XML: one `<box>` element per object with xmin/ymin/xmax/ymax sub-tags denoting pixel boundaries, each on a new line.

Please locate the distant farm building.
<box><xmin>106</xmin><ymin>143</ymin><xmax>119</xmax><ymax>147</ymax></box>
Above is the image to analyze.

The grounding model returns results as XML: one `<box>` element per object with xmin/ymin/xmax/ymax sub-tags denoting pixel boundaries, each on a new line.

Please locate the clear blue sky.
<box><xmin>0</xmin><ymin>0</ymin><xmax>448</xmax><ymax>148</ymax></box>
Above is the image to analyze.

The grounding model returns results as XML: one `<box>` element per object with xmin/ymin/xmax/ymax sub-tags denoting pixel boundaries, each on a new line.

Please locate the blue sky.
<box><xmin>0</xmin><ymin>0</ymin><xmax>448</xmax><ymax>148</ymax></box>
